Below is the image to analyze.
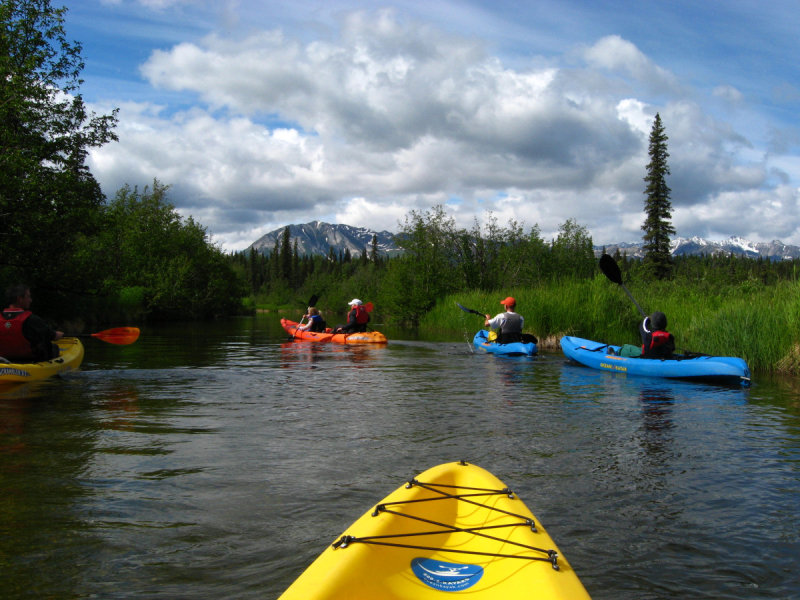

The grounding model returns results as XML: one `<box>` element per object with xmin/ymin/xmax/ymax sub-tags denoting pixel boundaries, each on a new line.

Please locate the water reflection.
<box><xmin>0</xmin><ymin>318</ymin><xmax>799</xmax><ymax>600</ymax></box>
<box><xmin>279</xmin><ymin>339</ymin><xmax>385</xmax><ymax>369</ymax></box>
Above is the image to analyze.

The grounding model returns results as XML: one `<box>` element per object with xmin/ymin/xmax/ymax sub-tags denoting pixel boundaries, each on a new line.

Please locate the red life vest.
<box><xmin>0</xmin><ymin>309</ymin><xmax>34</xmax><ymax>360</ymax></box>
<box><xmin>354</xmin><ymin>305</ymin><xmax>369</xmax><ymax>325</ymax></box>
<box><xmin>643</xmin><ymin>330</ymin><xmax>672</xmax><ymax>352</ymax></box>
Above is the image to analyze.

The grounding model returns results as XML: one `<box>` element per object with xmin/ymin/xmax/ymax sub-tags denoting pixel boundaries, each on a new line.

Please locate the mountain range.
<box><xmin>249</xmin><ymin>222</ymin><xmax>800</xmax><ymax>261</ymax></box>
<box><xmin>249</xmin><ymin>221</ymin><xmax>400</xmax><ymax>257</ymax></box>
<box><xmin>600</xmin><ymin>236</ymin><xmax>800</xmax><ymax>260</ymax></box>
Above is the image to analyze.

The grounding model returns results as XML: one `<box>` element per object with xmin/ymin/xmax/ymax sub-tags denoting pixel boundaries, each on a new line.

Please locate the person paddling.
<box><xmin>0</xmin><ymin>284</ymin><xmax>63</xmax><ymax>362</ymax></box>
<box><xmin>298</xmin><ymin>307</ymin><xmax>327</xmax><ymax>332</ymax></box>
<box><xmin>484</xmin><ymin>297</ymin><xmax>523</xmax><ymax>344</ymax></box>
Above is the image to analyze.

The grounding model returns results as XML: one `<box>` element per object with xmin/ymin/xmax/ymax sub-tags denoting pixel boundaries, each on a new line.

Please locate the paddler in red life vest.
<box><xmin>0</xmin><ymin>284</ymin><xmax>64</xmax><ymax>362</ymax></box>
<box><xmin>333</xmin><ymin>299</ymin><xmax>370</xmax><ymax>334</ymax></box>
<box><xmin>639</xmin><ymin>311</ymin><xmax>675</xmax><ymax>359</ymax></box>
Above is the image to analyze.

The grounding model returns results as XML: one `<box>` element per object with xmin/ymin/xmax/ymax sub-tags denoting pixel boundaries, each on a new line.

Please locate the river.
<box><xmin>1</xmin><ymin>315</ymin><xmax>798</xmax><ymax>599</ymax></box>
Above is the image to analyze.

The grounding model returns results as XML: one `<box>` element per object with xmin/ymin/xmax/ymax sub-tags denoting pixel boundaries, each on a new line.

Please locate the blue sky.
<box><xmin>64</xmin><ymin>0</ymin><xmax>799</xmax><ymax>251</ymax></box>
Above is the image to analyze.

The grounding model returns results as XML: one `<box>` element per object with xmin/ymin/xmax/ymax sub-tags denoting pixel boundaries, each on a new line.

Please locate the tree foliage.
<box><xmin>0</xmin><ymin>0</ymin><xmax>118</xmax><ymax>287</ymax></box>
<box><xmin>641</xmin><ymin>113</ymin><xmax>675</xmax><ymax>280</ymax></box>
<box><xmin>73</xmin><ymin>181</ymin><xmax>244</xmax><ymax>321</ymax></box>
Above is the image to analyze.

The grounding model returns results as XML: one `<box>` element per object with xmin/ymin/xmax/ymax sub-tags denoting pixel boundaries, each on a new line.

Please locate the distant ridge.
<box><xmin>249</xmin><ymin>221</ymin><xmax>401</xmax><ymax>257</ymax></box>
<box><xmin>600</xmin><ymin>236</ymin><xmax>800</xmax><ymax>261</ymax></box>
<box><xmin>249</xmin><ymin>222</ymin><xmax>800</xmax><ymax>261</ymax></box>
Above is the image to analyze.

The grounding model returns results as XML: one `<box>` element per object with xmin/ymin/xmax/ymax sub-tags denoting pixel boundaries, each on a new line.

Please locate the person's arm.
<box><xmin>23</xmin><ymin>314</ymin><xmax>61</xmax><ymax>341</ymax></box>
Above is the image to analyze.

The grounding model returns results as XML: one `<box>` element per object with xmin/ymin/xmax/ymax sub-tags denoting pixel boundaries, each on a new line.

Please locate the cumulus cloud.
<box><xmin>86</xmin><ymin>10</ymin><xmax>798</xmax><ymax>251</ymax></box>
<box><xmin>581</xmin><ymin>35</ymin><xmax>680</xmax><ymax>93</ymax></box>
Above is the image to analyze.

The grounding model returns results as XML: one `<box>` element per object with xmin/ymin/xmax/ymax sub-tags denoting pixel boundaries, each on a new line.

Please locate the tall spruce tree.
<box><xmin>641</xmin><ymin>113</ymin><xmax>675</xmax><ymax>279</ymax></box>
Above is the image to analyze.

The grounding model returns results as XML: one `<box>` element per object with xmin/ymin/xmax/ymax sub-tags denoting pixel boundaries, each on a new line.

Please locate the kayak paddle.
<box><xmin>599</xmin><ymin>254</ymin><xmax>646</xmax><ymax>317</ymax></box>
<box><xmin>456</xmin><ymin>302</ymin><xmax>486</xmax><ymax>318</ymax></box>
<box><xmin>86</xmin><ymin>327</ymin><xmax>140</xmax><ymax>345</ymax></box>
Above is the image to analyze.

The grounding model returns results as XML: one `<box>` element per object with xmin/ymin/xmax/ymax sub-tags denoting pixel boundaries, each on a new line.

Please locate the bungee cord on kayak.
<box><xmin>331</xmin><ymin>478</ymin><xmax>562</xmax><ymax>570</ymax></box>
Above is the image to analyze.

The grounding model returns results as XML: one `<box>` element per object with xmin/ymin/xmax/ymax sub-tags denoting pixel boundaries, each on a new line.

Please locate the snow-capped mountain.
<box><xmin>598</xmin><ymin>236</ymin><xmax>800</xmax><ymax>260</ymax></box>
<box><xmin>249</xmin><ymin>221</ymin><xmax>401</xmax><ymax>257</ymax></box>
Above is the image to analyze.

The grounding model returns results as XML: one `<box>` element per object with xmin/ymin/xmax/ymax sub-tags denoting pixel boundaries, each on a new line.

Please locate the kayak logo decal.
<box><xmin>411</xmin><ymin>557</ymin><xmax>483</xmax><ymax>591</ymax></box>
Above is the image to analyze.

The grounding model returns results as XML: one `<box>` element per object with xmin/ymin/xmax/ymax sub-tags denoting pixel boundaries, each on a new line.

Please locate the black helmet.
<box><xmin>649</xmin><ymin>311</ymin><xmax>667</xmax><ymax>330</ymax></box>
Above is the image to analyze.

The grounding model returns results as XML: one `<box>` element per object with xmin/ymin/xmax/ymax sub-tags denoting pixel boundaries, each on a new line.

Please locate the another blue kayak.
<box><xmin>560</xmin><ymin>335</ymin><xmax>751</xmax><ymax>386</ymax></box>
<box><xmin>473</xmin><ymin>330</ymin><xmax>537</xmax><ymax>357</ymax></box>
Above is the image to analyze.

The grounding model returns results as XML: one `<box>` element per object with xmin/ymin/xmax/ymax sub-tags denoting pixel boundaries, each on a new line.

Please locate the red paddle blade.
<box><xmin>91</xmin><ymin>327</ymin><xmax>140</xmax><ymax>345</ymax></box>
<box><xmin>364</xmin><ymin>302</ymin><xmax>374</xmax><ymax>312</ymax></box>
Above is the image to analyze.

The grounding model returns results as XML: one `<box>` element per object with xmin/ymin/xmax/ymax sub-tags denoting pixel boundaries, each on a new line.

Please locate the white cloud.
<box><xmin>713</xmin><ymin>84</ymin><xmax>743</xmax><ymax>105</ymax></box>
<box><xmin>581</xmin><ymin>35</ymin><xmax>679</xmax><ymax>93</ymax></box>
<box><xmin>86</xmin><ymin>10</ymin><xmax>800</xmax><ymax>251</ymax></box>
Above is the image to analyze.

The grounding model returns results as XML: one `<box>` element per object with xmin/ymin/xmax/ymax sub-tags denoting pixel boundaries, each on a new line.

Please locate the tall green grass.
<box><xmin>421</xmin><ymin>275</ymin><xmax>800</xmax><ymax>374</ymax></box>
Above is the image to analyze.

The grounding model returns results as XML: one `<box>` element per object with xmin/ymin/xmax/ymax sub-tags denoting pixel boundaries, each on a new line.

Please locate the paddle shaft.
<box><xmin>456</xmin><ymin>302</ymin><xmax>487</xmax><ymax>318</ymax></box>
<box><xmin>619</xmin><ymin>284</ymin><xmax>646</xmax><ymax>318</ymax></box>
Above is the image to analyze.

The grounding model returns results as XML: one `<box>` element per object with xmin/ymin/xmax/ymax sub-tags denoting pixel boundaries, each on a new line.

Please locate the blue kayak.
<box><xmin>560</xmin><ymin>335</ymin><xmax>751</xmax><ymax>386</ymax></box>
<box><xmin>473</xmin><ymin>330</ymin><xmax>537</xmax><ymax>357</ymax></box>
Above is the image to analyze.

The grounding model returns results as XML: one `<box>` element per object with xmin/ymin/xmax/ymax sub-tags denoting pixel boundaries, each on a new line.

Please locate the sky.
<box><xmin>64</xmin><ymin>0</ymin><xmax>800</xmax><ymax>252</ymax></box>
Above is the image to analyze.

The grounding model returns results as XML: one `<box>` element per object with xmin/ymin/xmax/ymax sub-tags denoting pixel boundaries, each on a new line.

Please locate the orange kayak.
<box><xmin>281</xmin><ymin>319</ymin><xmax>388</xmax><ymax>344</ymax></box>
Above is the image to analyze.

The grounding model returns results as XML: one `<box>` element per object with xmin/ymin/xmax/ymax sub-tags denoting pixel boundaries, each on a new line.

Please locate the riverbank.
<box><xmin>421</xmin><ymin>275</ymin><xmax>800</xmax><ymax>374</ymax></box>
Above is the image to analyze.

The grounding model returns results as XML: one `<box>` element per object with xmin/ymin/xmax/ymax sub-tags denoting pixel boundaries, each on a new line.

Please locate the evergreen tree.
<box><xmin>280</xmin><ymin>226</ymin><xmax>292</xmax><ymax>281</ymax></box>
<box><xmin>641</xmin><ymin>113</ymin><xmax>675</xmax><ymax>279</ymax></box>
<box><xmin>370</xmin><ymin>234</ymin><xmax>379</xmax><ymax>264</ymax></box>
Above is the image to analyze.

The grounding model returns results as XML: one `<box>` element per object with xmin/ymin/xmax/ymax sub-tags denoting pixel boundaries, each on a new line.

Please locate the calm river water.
<box><xmin>1</xmin><ymin>314</ymin><xmax>799</xmax><ymax>599</ymax></box>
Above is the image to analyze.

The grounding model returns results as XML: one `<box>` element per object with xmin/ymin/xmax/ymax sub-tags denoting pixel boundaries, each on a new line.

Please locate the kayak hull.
<box><xmin>279</xmin><ymin>461</ymin><xmax>589</xmax><ymax>599</ymax></box>
<box><xmin>281</xmin><ymin>318</ymin><xmax>387</xmax><ymax>344</ymax></box>
<box><xmin>473</xmin><ymin>329</ymin><xmax>537</xmax><ymax>357</ymax></box>
<box><xmin>561</xmin><ymin>335</ymin><xmax>751</xmax><ymax>385</ymax></box>
<box><xmin>0</xmin><ymin>337</ymin><xmax>84</xmax><ymax>384</ymax></box>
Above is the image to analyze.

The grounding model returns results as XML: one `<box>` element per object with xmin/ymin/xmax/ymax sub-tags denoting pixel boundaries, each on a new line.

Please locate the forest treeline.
<box><xmin>232</xmin><ymin>203</ymin><xmax>800</xmax><ymax>322</ymax></box>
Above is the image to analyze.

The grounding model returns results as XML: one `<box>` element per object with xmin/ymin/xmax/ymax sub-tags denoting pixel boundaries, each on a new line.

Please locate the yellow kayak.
<box><xmin>279</xmin><ymin>461</ymin><xmax>591</xmax><ymax>599</ymax></box>
<box><xmin>0</xmin><ymin>337</ymin><xmax>84</xmax><ymax>384</ymax></box>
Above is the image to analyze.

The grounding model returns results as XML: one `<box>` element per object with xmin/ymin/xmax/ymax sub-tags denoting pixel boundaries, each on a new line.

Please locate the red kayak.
<box><xmin>281</xmin><ymin>319</ymin><xmax>388</xmax><ymax>344</ymax></box>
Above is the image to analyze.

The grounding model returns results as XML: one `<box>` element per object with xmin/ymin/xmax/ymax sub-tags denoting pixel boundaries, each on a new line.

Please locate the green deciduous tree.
<box><xmin>0</xmin><ymin>0</ymin><xmax>118</xmax><ymax>289</ymax></box>
<box><xmin>551</xmin><ymin>218</ymin><xmax>595</xmax><ymax>279</ymax></box>
<box><xmin>641</xmin><ymin>113</ymin><xmax>675</xmax><ymax>280</ymax></box>
<box><xmin>74</xmin><ymin>181</ymin><xmax>244</xmax><ymax>321</ymax></box>
<box><xmin>380</xmin><ymin>205</ymin><xmax>461</xmax><ymax>324</ymax></box>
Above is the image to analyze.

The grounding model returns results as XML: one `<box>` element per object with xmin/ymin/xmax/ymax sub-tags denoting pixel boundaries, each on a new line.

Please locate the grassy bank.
<box><xmin>420</xmin><ymin>274</ymin><xmax>800</xmax><ymax>374</ymax></box>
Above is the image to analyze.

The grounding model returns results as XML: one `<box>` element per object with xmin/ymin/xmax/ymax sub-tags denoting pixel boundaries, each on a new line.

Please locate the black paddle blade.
<box><xmin>456</xmin><ymin>302</ymin><xmax>486</xmax><ymax>317</ymax></box>
<box><xmin>307</xmin><ymin>294</ymin><xmax>319</xmax><ymax>307</ymax></box>
<box><xmin>599</xmin><ymin>254</ymin><xmax>623</xmax><ymax>285</ymax></box>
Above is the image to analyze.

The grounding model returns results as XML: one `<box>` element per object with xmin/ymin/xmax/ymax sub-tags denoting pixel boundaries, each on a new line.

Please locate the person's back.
<box><xmin>0</xmin><ymin>284</ymin><xmax>62</xmax><ymax>362</ymax></box>
<box><xmin>0</xmin><ymin>307</ymin><xmax>35</xmax><ymax>361</ymax></box>
<box><xmin>640</xmin><ymin>311</ymin><xmax>675</xmax><ymax>359</ymax></box>
<box><xmin>485</xmin><ymin>297</ymin><xmax>524</xmax><ymax>344</ymax></box>
<box><xmin>308</xmin><ymin>313</ymin><xmax>327</xmax><ymax>332</ymax></box>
